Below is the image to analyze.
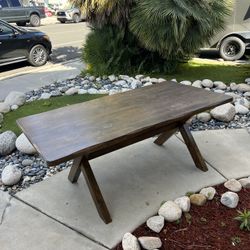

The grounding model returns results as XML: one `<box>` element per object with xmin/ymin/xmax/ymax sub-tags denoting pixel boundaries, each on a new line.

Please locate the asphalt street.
<box><xmin>0</xmin><ymin>20</ymin><xmax>90</xmax><ymax>79</ymax></box>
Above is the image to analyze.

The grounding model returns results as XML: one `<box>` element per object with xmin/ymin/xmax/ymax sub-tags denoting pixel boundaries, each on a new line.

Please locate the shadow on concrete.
<box><xmin>50</xmin><ymin>46</ymin><xmax>82</xmax><ymax>63</ymax></box>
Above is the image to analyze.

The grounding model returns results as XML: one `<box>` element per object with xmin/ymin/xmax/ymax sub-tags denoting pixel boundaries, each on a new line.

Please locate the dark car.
<box><xmin>0</xmin><ymin>0</ymin><xmax>45</xmax><ymax>27</ymax></box>
<box><xmin>0</xmin><ymin>19</ymin><xmax>52</xmax><ymax>67</ymax></box>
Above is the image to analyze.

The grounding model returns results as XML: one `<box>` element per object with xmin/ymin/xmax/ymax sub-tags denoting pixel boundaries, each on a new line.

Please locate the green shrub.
<box><xmin>82</xmin><ymin>25</ymin><xmax>171</xmax><ymax>75</ymax></box>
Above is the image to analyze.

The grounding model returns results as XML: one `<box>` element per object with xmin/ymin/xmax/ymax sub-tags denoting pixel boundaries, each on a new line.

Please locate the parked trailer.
<box><xmin>204</xmin><ymin>0</ymin><xmax>250</xmax><ymax>61</ymax></box>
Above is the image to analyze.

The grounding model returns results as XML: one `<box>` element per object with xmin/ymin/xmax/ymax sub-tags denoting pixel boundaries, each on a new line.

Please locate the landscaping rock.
<box><xmin>197</xmin><ymin>112</ymin><xmax>211</xmax><ymax>123</ymax></box>
<box><xmin>0</xmin><ymin>102</ymin><xmax>10</xmax><ymax>114</ymax></box>
<box><xmin>190</xmin><ymin>194</ymin><xmax>207</xmax><ymax>206</ymax></box>
<box><xmin>135</xmin><ymin>75</ymin><xmax>144</xmax><ymax>80</ymax></box>
<box><xmin>4</xmin><ymin>91</ymin><xmax>26</xmax><ymax>106</ymax></box>
<box><xmin>237</xmin><ymin>98</ymin><xmax>250</xmax><ymax>109</ymax></box>
<box><xmin>220</xmin><ymin>191</ymin><xmax>239</xmax><ymax>208</ymax></box>
<box><xmin>230</xmin><ymin>83</ymin><xmax>238</xmax><ymax>91</ymax></box>
<box><xmin>65</xmin><ymin>87</ymin><xmax>78</xmax><ymax>96</ymax></box>
<box><xmin>1</xmin><ymin>164</ymin><xmax>22</xmax><ymax>186</ymax></box>
<box><xmin>0</xmin><ymin>131</ymin><xmax>17</xmax><ymax>156</ymax></box>
<box><xmin>244</xmin><ymin>92</ymin><xmax>250</xmax><ymax>97</ymax></box>
<box><xmin>78</xmin><ymin>89</ymin><xmax>87</xmax><ymax>94</ymax></box>
<box><xmin>238</xmin><ymin>178</ymin><xmax>250</xmax><ymax>188</ymax></box>
<box><xmin>180</xmin><ymin>80</ymin><xmax>192</xmax><ymax>86</ymax></box>
<box><xmin>21</xmin><ymin>159</ymin><xmax>34</xmax><ymax>167</ymax></box>
<box><xmin>235</xmin><ymin>103</ymin><xmax>249</xmax><ymax>115</ymax></box>
<box><xmin>0</xmin><ymin>113</ymin><xmax>3</xmax><ymax>124</ymax></box>
<box><xmin>200</xmin><ymin>187</ymin><xmax>216</xmax><ymax>200</ymax></box>
<box><xmin>201</xmin><ymin>79</ymin><xmax>213</xmax><ymax>88</ymax></box>
<box><xmin>225</xmin><ymin>92</ymin><xmax>241</xmax><ymax>102</ymax></box>
<box><xmin>15</xmin><ymin>133</ymin><xmax>37</xmax><ymax>155</ymax></box>
<box><xmin>224</xmin><ymin>179</ymin><xmax>242</xmax><ymax>192</ymax></box>
<box><xmin>158</xmin><ymin>201</ymin><xmax>182</xmax><ymax>222</ymax></box>
<box><xmin>131</xmin><ymin>80</ymin><xmax>142</xmax><ymax>89</ymax></box>
<box><xmin>108</xmin><ymin>75</ymin><xmax>116</xmax><ymax>82</ymax></box>
<box><xmin>237</xmin><ymin>83</ymin><xmax>250</xmax><ymax>92</ymax></box>
<box><xmin>88</xmin><ymin>88</ymin><xmax>99</xmax><ymax>94</ymax></box>
<box><xmin>40</xmin><ymin>93</ymin><xmax>52</xmax><ymax>99</ymax></box>
<box><xmin>146</xmin><ymin>215</ymin><xmax>164</xmax><ymax>233</ymax></box>
<box><xmin>210</xmin><ymin>103</ymin><xmax>236</xmax><ymax>122</ymax></box>
<box><xmin>192</xmin><ymin>80</ymin><xmax>202</xmax><ymax>88</ymax></box>
<box><xmin>214</xmin><ymin>81</ymin><xmax>227</xmax><ymax>90</ymax></box>
<box><xmin>122</xmin><ymin>233</ymin><xmax>140</xmax><ymax>250</ymax></box>
<box><xmin>11</xmin><ymin>105</ymin><xmax>19</xmax><ymax>110</ymax></box>
<box><xmin>138</xmin><ymin>237</ymin><xmax>162</xmax><ymax>250</ymax></box>
<box><xmin>174</xmin><ymin>196</ymin><xmax>190</xmax><ymax>212</ymax></box>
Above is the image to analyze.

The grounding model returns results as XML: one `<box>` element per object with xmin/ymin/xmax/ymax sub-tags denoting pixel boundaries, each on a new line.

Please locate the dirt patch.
<box><xmin>114</xmin><ymin>184</ymin><xmax>250</xmax><ymax>250</ymax></box>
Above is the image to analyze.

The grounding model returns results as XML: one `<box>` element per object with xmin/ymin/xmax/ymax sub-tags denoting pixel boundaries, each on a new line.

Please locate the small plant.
<box><xmin>184</xmin><ymin>212</ymin><xmax>192</xmax><ymax>225</ymax></box>
<box><xmin>185</xmin><ymin>191</ymin><xmax>194</xmax><ymax>197</ymax></box>
<box><xmin>231</xmin><ymin>236</ymin><xmax>241</xmax><ymax>246</ymax></box>
<box><xmin>234</xmin><ymin>209</ymin><xmax>250</xmax><ymax>231</ymax></box>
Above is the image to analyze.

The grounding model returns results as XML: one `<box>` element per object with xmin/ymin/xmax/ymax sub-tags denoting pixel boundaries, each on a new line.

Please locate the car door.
<box><xmin>6</xmin><ymin>0</ymin><xmax>27</xmax><ymax>22</ymax></box>
<box><xmin>0</xmin><ymin>0</ymin><xmax>11</xmax><ymax>21</ymax></box>
<box><xmin>0</xmin><ymin>22</ymin><xmax>26</xmax><ymax>64</ymax></box>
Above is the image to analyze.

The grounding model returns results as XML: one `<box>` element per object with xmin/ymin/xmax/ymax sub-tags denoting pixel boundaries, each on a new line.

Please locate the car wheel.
<box><xmin>28</xmin><ymin>44</ymin><xmax>48</xmax><ymax>67</ymax></box>
<box><xmin>72</xmin><ymin>14</ymin><xmax>80</xmax><ymax>23</ymax></box>
<box><xmin>16</xmin><ymin>21</ymin><xmax>26</xmax><ymax>26</ymax></box>
<box><xmin>219</xmin><ymin>36</ymin><xmax>246</xmax><ymax>61</ymax></box>
<box><xmin>30</xmin><ymin>14</ymin><xmax>41</xmax><ymax>27</ymax></box>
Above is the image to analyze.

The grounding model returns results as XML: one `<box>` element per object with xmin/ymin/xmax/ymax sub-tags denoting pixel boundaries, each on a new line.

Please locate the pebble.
<box><xmin>197</xmin><ymin>112</ymin><xmax>211</xmax><ymax>123</ymax></box>
<box><xmin>224</xmin><ymin>179</ymin><xmax>242</xmax><ymax>192</ymax></box>
<box><xmin>138</xmin><ymin>237</ymin><xmax>162</xmax><ymax>250</ymax></box>
<box><xmin>201</xmin><ymin>79</ymin><xmax>213</xmax><ymax>88</ymax></box>
<box><xmin>220</xmin><ymin>191</ymin><xmax>239</xmax><ymax>208</ymax></box>
<box><xmin>0</xmin><ymin>102</ymin><xmax>10</xmax><ymax>113</ymax></box>
<box><xmin>122</xmin><ymin>233</ymin><xmax>140</xmax><ymax>250</ymax></box>
<box><xmin>190</xmin><ymin>194</ymin><xmax>207</xmax><ymax>206</ymax></box>
<box><xmin>21</xmin><ymin>159</ymin><xmax>34</xmax><ymax>166</ymax></box>
<box><xmin>0</xmin><ymin>131</ymin><xmax>17</xmax><ymax>156</ymax></box>
<box><xmin>158</xmin><ymin>201</ymin><xmax>182</xmax><ymax>222</ymax></box>
<box><xmin>174</xmin><ymin>196</ymin><xmax>190</xmax><ymax>212</ymax></box>
<box><xmin>146</xmin><ymin>215</ymin><xmax>164</xmax><ymax>233</ymax></box>
<box><xmin>4</xmin><ymin>91</ymin><xmax>26</xmax><ymax>107</ymax></box>
<box><xmin>210</xmin><ymin>103</ymin><xmax>236</xmax><ymax>122</ymax></box>
<box><xmin>15</xmin><ymin>133</ymin><xmax>37</xmax><ymax>155</ymax></box>
<box><xmin>199</xmin><ymin>187</ymin><xmax>216</xmax><ymax>200</ymax></box>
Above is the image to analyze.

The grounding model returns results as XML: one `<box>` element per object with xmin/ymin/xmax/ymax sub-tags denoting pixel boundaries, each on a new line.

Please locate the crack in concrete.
<box><xmin>11</xmin><ymin>195</ymin><xmax>110</xmax><ymax>249</ymax></box>
<box><xmin>0</xmin><ymin>196</ymin><xmax>12</xmax><ymax>226</ymax></box>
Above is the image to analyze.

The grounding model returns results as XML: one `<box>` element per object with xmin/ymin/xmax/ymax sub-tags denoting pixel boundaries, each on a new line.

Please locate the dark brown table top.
<box><xmin>17</xmin><ymin>81</ymin><xmax>232</xmax><ymax>165</ymax></box>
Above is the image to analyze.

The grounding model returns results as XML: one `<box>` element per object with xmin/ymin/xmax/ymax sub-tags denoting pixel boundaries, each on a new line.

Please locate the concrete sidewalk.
<box><xmin>0</xmin><ymin>59</ymin><xmax>84</xmax><ymax>101</ymax></box>
<box><xmin>0</xmin><ymin>129</ymin><xmax>249</xmax><ymax>249</ymax></box>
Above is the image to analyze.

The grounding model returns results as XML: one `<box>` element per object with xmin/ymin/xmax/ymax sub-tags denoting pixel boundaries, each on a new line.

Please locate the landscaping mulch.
<box><xmin>114</xmin><ymin>184</ymin><xmax>250</xmax><ymax>250</ymax></box>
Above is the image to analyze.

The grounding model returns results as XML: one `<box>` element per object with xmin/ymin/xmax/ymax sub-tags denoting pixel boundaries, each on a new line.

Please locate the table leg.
<box><xmin>179</xmin><ymin>124</ymin><xmax>208</xmax><ymax>172</ymax></box>
<box><xmin>154</xmin><ymin>128</ymin><xmax>178</xmax><ymax>146</ymax></box>
<box><xmin>68</xmin><ymin>157</ymin><xmax>82</xmax><ymax>183</ymax></box>
<box><xmin>81</xmin><ymin>157</ymin><xmax>112</xmax><ymax>224</ymax></box>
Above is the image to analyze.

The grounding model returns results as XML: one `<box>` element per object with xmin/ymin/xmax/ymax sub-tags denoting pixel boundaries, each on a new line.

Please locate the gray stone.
<box><xmin>174</xmin><ymin>196</ymin><xmax>190</xmax><ymax>212</ymax></box>
<box><xmin>15</xmin><ymin>133</ymin><xmax>37</xmax><ymax>155</ymax></box>
<box><xmin>158</xmin><ymin>78</ymin><xmax>166</xmax><ymax>83</ymax></box>
<box><xmin>225</xmin><ymin>92</ymin><xmax>241</xmax><ymax>102</ymax></box>
<box><xmin>210</xmin><ymin>103</ymin><xmax>236</xmax><ymax>122</ymax></box>
<box><xmin>214</xmin><ymin>81</ymin><xmax>227</xmax><ymax>90</ymax></box>
<box><xmin>0</xmin><ymin>131</ymin><xmax>17</xmax><ymax>156</ymax></box>
<box><xmin>122</xmin><ymin>233</ymin><xmax>140</xmax><ymax>250</ymax></box>
<box><xmin>146</xmin><ymin>215</ymin><xmax>164</xmax><ymax>233</ymax></box>
<box><xmin>237</xmin><ymin>98</ymin><xmax>250</xmax><ymax>109</ymax></box>
<box><xmin>243</xmin><ymin>92</ymin><xmax>250</xmax><ymax>97</ymax></box>
<box><xmin>235</xmin><ymin>103</ymin><xmax>249</xmax><ymax>115</ymax></box>
<box><xmin>114</xmin><ymin>80</ymin><xmax>126</xmax><ymax>86</ymax></box>
<box><xmin>245</xmin><ymin>78</ymin><xmax>250</xmax><ymax>83</ymax></box>
<box><xmin>158</xmin><ymin>201</ymin><xmax>182</xmax><ymax>222</ymax></box>
<box><xmin>4</xmin><ymin>91</ymin><xmax>26</xmax><ymax>106</ymax></box>
<box><xmin>0</xmin><ymin>113</ymin><xmax>3</xmax><ymax>124</ymax></box>
<box><xmin>88</xmin><ymin>88</ymin><xmax>98</xmax><ymax>94</ymax></box>
<box><xmin>150</xmin><ymin>78</ymin><xmax>159</xmax><ymax>84</ymax></box>
<box><xmin>0</xmin><ymin>102</ymin><xmax>10</xmax><ymax>114</ymax></box>
<box><xmin>192</xmin><ymin>80</ymin><xmax>202</xmax><ymax>88</ymax></box>
<box><xmin>230</xmin><ymin>82</ymin><xmax>238</xmax><ymax>91</ymax></box>
<box><xmin>220</xmin><ymin>191</ymin><xmax>239</xmax><ymax>208</ymax></box>
<box><xmin>131</xmin><ymin>80</ymin><xmax>142</xmax><ymax>89</ymax></box>
<box><xmin>214</xmin><ymin>89</ymin><xmax>225</xmax><ymax>94</ymax></box>
<box><xmin>88</xmin><ymin>76</ymin><xmax>96</xmax><ymax>81</ymax></box>
<box><xmin>144</xmin><ymin>82</ymin><xmax>153</xmax><ymax>87</ymax></box>
<box><xmin>65</xmin><ymin>87</ymin><xmax>78</xmax><ymax>96</ymax></box>
<box><xmin>40</xmin><ymin>93</ymin><xmax>52</xmax><ymax>99</ymax></box>
<box><xmin>108</xmin><ymin>75</ymin><xmax>116</xmax><ymax>82</ymax></box>
<box><xmin>197</xmin><ymin>112</ymin><xmax>211</xmax><ymax>123</ymax></box>
<box><xmin>22</xmin><ymin>159</ymin><xmax>34</xmax><ymax>166</ymax></box>
<box><xmin>224</xmin><ymin>179</ymin><xmax>242</xmax><ymax>192</ymax></box>
<box><xmin>1</xmin><ymin>165</ymin><xmax>22</xmax><ymax>186</ymax></box>
<box><xmin>238</xmin><ymin>178</ymin><xmax>250</xmax><ymax>188</ymax></box>
<box><xmin>199</xmin><ymin>187</ymin><xmax>216</xmax><ymax>200</ymax></box>
<box><xmin>11</xmin><ymin>104</ymin><xmax>19</xmax><ymax>110</ymax></box>
<box><xmin>78</xmin><ymin>89</ymin><xmax>87</xmax><ymax>95</ymax></box>
<box><xmin>201</xmin><ymin>79</ymin><xmax>213</xmax><ymax>88</ymax></box>
<box><xmin>135</xmin><ymin>75</ymin><xmax>144</xmax><ymax>80</ymax></box>
<box><xmin>138</xmin><ymin>237</ymin><xmax>162</xmax><ymax>250</ymax></box>
<box><xmin>237</xmin><ymin>83</ymin><xmax>250</xmax><ymax>92</ymax></box>
<box><xmin>180</xmin><ymin>80</ymin><xmax>192</xmax><ymax>86</ymax></box>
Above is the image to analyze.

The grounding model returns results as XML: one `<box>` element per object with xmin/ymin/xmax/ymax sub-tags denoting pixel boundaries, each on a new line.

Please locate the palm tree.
<box><xmin>129</xmin><ymin>0</ymin><xmax>232</xmax><ymax>61</ymax></box>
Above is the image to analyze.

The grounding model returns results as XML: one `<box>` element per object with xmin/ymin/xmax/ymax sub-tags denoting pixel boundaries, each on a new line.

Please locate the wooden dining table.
<box><xmin>17</xmin><ymin>81</ymin><xmax>232</xmax><ymax>224</ymax></box>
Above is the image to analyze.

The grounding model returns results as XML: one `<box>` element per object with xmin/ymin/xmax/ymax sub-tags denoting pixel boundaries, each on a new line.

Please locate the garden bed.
<box><xmin>114</xmin><ymin>183</ymin><xmax>250</xmax><ymax>250</ymax></box>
